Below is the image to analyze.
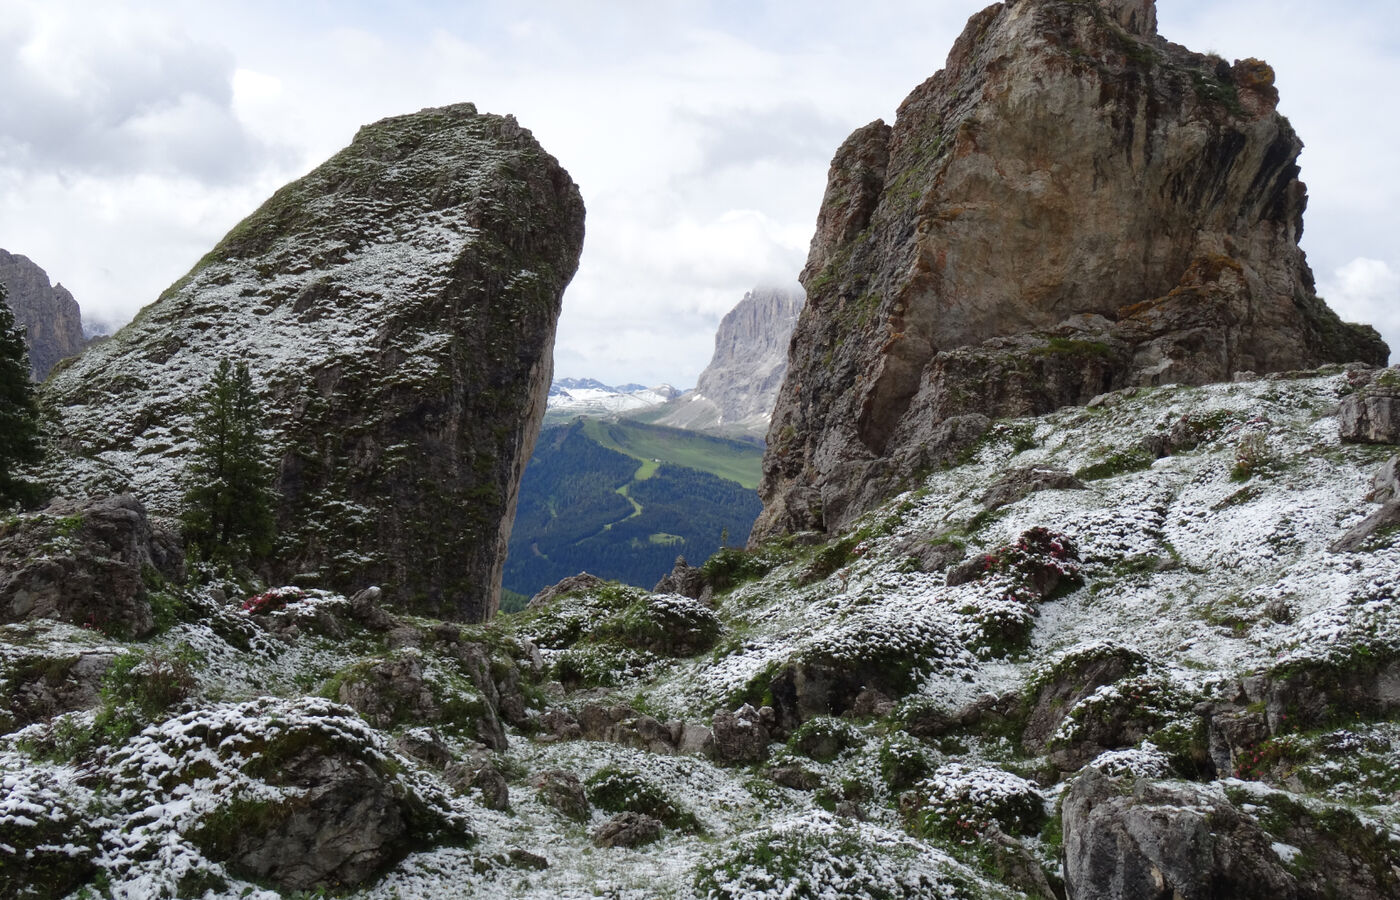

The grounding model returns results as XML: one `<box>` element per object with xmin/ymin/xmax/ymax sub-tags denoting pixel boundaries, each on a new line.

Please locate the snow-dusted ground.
<box><xmin>3</xmin><ymin>370</ymin><xmax>1398</xmax><ymax>898</ymax></box>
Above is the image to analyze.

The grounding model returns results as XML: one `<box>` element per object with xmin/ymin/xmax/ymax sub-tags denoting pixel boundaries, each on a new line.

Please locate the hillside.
<box><xmin>3</xmin><ymin>367</ymin><xmax>1398</xmax><ymax>897</ymax></box>
<box><xmin>504</xmin><ymin>419</ymin><xmax>763</xmax><ymax>596</ymax></box>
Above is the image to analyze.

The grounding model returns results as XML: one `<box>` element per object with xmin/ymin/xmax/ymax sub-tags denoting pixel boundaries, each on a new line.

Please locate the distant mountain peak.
<box><xmin>0</xmin><ymin>249</ymin><xmax>86</xmax><ymax>381</ymax></box>
<box><xmin>651</xmin><ymin>285</ymin><xmax>805</xmax><ymax>438</ymax></box>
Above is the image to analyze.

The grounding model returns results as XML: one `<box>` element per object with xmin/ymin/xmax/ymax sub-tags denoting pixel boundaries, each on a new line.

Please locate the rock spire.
<box><xmin>754</xmin><ymin>0</ymin><xmax>1387</xmax><ymax>540</ymax></box>
<box><xmin>43</xmin><ymin>103</ymin><xmax>585</xmax><ymax>621</ymax></box>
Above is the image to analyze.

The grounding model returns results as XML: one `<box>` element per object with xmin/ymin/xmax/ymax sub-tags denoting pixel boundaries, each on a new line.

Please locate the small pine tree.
<box><xmin>181</xmin><ymin>358</ymin><xmax>277</xmax><ymax>564</ymax></box>
<box><xmin>0</xmin><ymin>284</ymin><xmax>44</xmax><ymax>508</ymax></box>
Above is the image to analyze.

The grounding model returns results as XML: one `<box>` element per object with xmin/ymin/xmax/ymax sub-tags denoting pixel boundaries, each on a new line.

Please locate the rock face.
<box><xmin>654</xmin><ymin>286</ymin><xmax>804</xmax><ymax>437</ymax></box>
<box><xmin>1339</xmin><ymin>367</ymin><xmax>1400</xmax><ymax>444</ymax></box>
<box><xmin>0</xmin><ymin>494</ymin><xmax>185</xmax><ymax>637</ymax></box>
<box><xmin>1063</xmin><ymin>770</ymin><xmax>1296</xmax><ymax>900</ymax></box>
<box><xmin>41</xmin><ymin>104</ymin><xmax>585</xmax><ymax>621</ymax></box>
<box><xmin>753</xmin><ymin>0</ymin><xmax>1388</xmax><ymax>540</ymax></box>
<box><xmin>0</xmin><ymin>249</ymin><xmax>86</xmax><ymax>381</ymax></box>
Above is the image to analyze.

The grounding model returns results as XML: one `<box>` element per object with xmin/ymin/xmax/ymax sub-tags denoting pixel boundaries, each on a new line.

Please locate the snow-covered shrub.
<box><xmin>901</xmin><ymin>764</ymin><xmax>1046</xmax><ymax>841</ymax></box>
<box><xmin>585</xmin><ymin>766</ymin><xmax>699</xmax><ymax>831</ymax></box>
<box><xmin>879</xmin><ymin>733</ymin><xmax>938</xmax><ymax>790</ymax></box>
<box><xmin>517</xmin><ymin>581</ymin><xmax>719</xmax><ymax>657</ymax></box>
<box><xmin>788</xmin><ymin>716</ymin><xmax>864</xmax><ymax>762</ymax></box>
<box><xmin>595</xmin><ymin>592</ymin><xmax>722</xmax><ymax>656</ymax></box>
<box><xmin>551</xmin><ymin>644</ymin><xmax>658</xmax><ymax>689</ymax></box>
<box><xmin>694</xmin><ymin>811</ymin><xmax>970</xmax><ymax>899</ymax></box>
<box><xmin>1087</xmin><ymin>742</ymin><xmax>1173</xmax><ymax>779</ymax></box>
<box><xmin>0</xmin><ymin>759</ymin><xmax>99</xmax><ymax>898</ymax></box>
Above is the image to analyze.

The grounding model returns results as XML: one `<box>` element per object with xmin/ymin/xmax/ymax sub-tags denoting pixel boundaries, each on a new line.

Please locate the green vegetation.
<box><xmin>180</xmin><ymin>358</ymin><xmax>277</xmax><ymax>565</ymax></box>
<box><xmin>0</xmin><ymin>284</ymin><xmax>44</xmax><ymax>509</ymax></box>
<box><xmin>1074</xmin><ymin>446</ymin><xmax>1154</xmax><ymax>481</ymax></box>
<box><xmin>504</xmin><ymin>420</ymin><xmax>762</xmax><ymax>596</ymax></box>
<box><xmin>1030</xmin><ymin>337</ymin><xmax>1112</xmax><ymax>359</ymax></box>
<box><xmin>579</xmin><ymin>417</ymin><xmax>763</xmax><ymax>489</ymax></box>
<box><xmin>788</xmin><ymin>717</ymin><xmax>864</xmax><ymax>762</ymax></box>
<box><xmin>585</xmin><ymin>766</ymin><xmax>700</xmax><ymax>831</ymax></box>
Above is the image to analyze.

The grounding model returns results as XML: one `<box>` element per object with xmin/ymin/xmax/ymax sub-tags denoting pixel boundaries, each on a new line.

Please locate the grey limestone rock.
<box><xmin>753</xmin><ymin>0</ymin><xmax>1387</xmax><ymax>541</ymax></box>
<box><xmin>979</xmin><ymin>467</ymin><xmax>1086</xmax><ymax>511</ymax></box>
<box><xmin>591</xmin><ymin>812</ymin><xmax>662</xmax><ymax>849</ymax></box>
<box><xmin>42</xmin><ymin>104</ymin><xmax>585</xmax><ymax>622</ymax></box>
<box><xmin>0</xmin><ymin>494</ymin><xmax>184</xmax><ymax>637</ymax></box>
<box><xmin>1</xmin><ymin>650</ymin><xmax>115</xmax><ymax>734</ymax></box>
<box><xmin>1339</xmin><ymin>367</ymin><xmax>1400</xmax><ymax>444</ymax></box>
<box><xmin>653</xmin><ymin>286</ymin><xmax>805</xmax><ymax>437</ymax></box>
<box><xmin>710</xmin><ymin>704</ymin><xmax>775</xmax><ymax>765</ymax></box>
<box><xmin>1371</xmin><ymin>455</ymin><xmax>1400</xmax><ymax>502</ymax></box>
<box><xmin>1063</xmin><ymin>770</ymin><xmax>1297</xmax><ymax>900</ymax></box>
<box><xmin>1329</xmin><ymin>501</ymin><xmax>1400</xmax><ymax>553</ymax></box>
<box><xmin>0</xmin><ymin>249</ymin><xmax>86</xmax><ymax>381</ymax></box>
<box><xmin>534</xmin><ymin>769</ymin><xmax>590</xmax><ymax>822</ymax></box>
<box><xmin>529</xmin><ymin>572</ymin><xmax>607</xmax><ymax>609</ymax></box>
<box><xmin>651</xmin><ymin>555</ymin><xmax>711</xmax><ymax>602</ymax></box>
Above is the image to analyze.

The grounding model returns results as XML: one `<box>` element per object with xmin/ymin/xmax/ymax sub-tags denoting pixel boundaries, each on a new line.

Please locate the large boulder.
<box><xmin>1339</xmin><ymin>367</ymin><xmax>1400</xmax><ymax>444</ymax></box>
<box><xmin>109</xmin><ymin>697</ymin><xmax>471</xmax><ymax>893</ymax></box>
<box><xmin>753</xmin><ymin>0</ymin><xmax>1387</xmax><ymax>540</ymax></box>
<box><xmin>0</xmin><ymin>494</ymin><xmax>184</xmax><ymax>637</ymax></box>
<box><xmin>1063</xmin><ymin>770</ymin><xmax>1296</xmax><ymax>899</ymax></box>
<box><xmin>42</xmin><ymin>104</ymin><xmax>585</xmax><ymax>622</ymax></box>
<box><xmin>1063</xmin><ymin>770</ymin><xmax>1400</xmax><ymax>900</ymax></box>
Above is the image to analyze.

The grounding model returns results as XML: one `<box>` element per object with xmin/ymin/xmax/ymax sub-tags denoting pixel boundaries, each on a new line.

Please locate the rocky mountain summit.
<box><xmin>40</xmin><ymin>103</ymin><xmax>584</xmax><ymax>621</ymax></box>
<box><xmin>755</xmin><ymin>0</ymin><xmax>1389</xmax><ymax>541</ymax></box>
<box><xmin>0</xmin><ymin>249</ymin><xmax>86</xmax><ymax>381</ymax></box>
<box><xmin>654</xmin><ymin>286</ymin><xmax>805</xmax><ymax>437</ymax></box>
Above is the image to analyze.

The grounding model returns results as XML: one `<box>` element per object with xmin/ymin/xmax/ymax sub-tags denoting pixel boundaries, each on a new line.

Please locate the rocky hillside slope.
<box><xmin>40</xmin><ymin>103</ymin><xmax>585</xmax><ymax>622</ymax></box>
<box><xmin>653</xmin><ymin>287</ymin><xmax>804</xmax><ymax>438</ymax></box>
<box><xmin>2</xmin><ymin>364</ymin><xmax>1398</xmax><ymax>898</ymax></box>
<box><xmin>755</xmin><ymin>0</ymin><xmax>1388</xmax><ymax>541</ymax></box>
<box><xmin>0</xmin><ymin>249</ymin><xmax>86</xmax><ymax>382</ymax></box>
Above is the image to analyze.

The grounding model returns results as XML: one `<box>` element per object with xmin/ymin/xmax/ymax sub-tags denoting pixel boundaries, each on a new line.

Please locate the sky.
<box><xmin>0</xmin><ymin>1</ymin><xmax>1396</xmax><ymax>387</ymax></box>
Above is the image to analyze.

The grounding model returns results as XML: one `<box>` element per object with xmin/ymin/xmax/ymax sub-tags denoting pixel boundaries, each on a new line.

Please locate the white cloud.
<box><xmin>1320</xmin><ymin>258</ymin><xmax>1400</xmax><ymax>363</ymax></box>
<box><xmin>0</xmin><ymin>0</ymin><xmax>1395</xmax><ymax>386</ymax></box>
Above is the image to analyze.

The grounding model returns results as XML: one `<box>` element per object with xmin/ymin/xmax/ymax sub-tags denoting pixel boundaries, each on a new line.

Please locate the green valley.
<box><xmin>503</xmin><ymin>418</ymin><xmax>764</xmax><ymax>598</ymax></box>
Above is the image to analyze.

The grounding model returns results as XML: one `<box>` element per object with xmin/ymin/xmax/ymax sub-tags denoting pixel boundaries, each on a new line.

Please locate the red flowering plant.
<box><xmin>980</xmin><ymin>527</ymin><xmax>1083</xmax><ymax>601</ymax></box>
<box><xmin>242</xmin><ymin>586</ymin><xmax>306</xmax><ymax>615</ymax></box>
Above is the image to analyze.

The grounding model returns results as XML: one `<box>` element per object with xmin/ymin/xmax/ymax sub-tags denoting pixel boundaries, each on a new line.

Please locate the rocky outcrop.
<box><xmin>754</xmin><ymin>0</ymin><xmax>1388</xmax><ymax>540</ymax></box>
<box><xmin>654</xmin><ymin>286</ymin><xmax>804</xmax><ymax>437</ymax></box>
<box><xmin>1063</xmin><ymin>770</ymin><xmax>1400</xmax><ymax>900</ymax></box>
<box><xmin>41</xmin><ymin>104</ymin><xmax>585</xmax><ymax>621</ymax></box>
<box><xmin>1339</xmin><ymin>366</ymin><xmax>1400</xmax><ymax>444</ymax></box>
<box><xmin>1063</xmin><ymin>770</ymin><xmax>1296</xmax><ymax>900</ymax></box>
<box><xmin>592</xmin><ymin>812</ymin><xmax>662</xmax><ymax>849</ymax></box>
<box><xmin>0</xmin><ymin>249</ymin><xmax>86</xmax><ymax>381</ymax></box>
<box><xmin>0</xmin><ymin>494</ymin><xmax>184</xmax><ymax>637</ymax></box>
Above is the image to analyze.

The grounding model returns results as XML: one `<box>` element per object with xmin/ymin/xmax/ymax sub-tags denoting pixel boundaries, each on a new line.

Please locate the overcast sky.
<box><xmin>0</xmin><ymin>0</ymin><xmax>1395</xmax><ymax>387</ymax></box>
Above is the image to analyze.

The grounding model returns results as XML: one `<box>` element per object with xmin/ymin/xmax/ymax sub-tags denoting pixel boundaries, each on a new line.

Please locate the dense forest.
<box><xmin>503</xmin><ymin>419</ymin><xmax>763</xmax><ymax>597</ymax></box>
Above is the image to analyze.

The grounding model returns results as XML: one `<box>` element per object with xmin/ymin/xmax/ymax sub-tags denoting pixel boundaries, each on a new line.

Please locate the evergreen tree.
<box><xmin>181</xmin><ymin>358</ymin><xmax>276</xmax><ymax>563</ymax></box>
<box><xmin>0</xmin><ymin>284</ymin><xmax>44</xmax><ymax>508</ymax></box>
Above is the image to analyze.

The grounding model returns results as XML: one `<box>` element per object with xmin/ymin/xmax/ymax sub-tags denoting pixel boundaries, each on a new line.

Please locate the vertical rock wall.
<box><xmin>42</xmin><ymin>104</ymin><xmax>585</xmax><ymax>621</ymax></box>
<box><xmin>754</xmin><ymin>0</ymin><xmax>1388</xmax><ymax>541</ymax></box>
<box><xmin>0</xmin><ymin>250</ymin><xmax>86</xmax><ymax>381</ymax></box>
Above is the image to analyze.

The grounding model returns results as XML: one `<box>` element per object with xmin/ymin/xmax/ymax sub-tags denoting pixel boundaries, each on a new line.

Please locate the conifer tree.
<box><xmin>181</xmin><ymin>358</ymin><xmax>276</xmax><ymax>563</ymax></box>
<box><xmin>0</xmin><ymin>284</ymin><xmax>43</xmax><ymax>508</ymax></box>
